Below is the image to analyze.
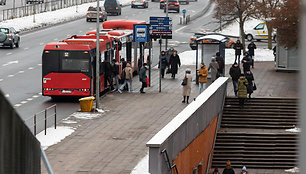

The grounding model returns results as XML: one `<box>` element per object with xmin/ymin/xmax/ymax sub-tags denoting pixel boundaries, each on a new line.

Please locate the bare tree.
<box><xmin>212</xmin><ymin>0</ymin><xmax>257</xmax><ymax>52</ymax></box>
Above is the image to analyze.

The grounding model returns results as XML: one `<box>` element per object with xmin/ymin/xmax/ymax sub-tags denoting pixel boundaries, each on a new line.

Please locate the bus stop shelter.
<box><xmin>195</xmin><ymin>34</ymin><xmax>226</xmax><ymax>84</ymax></box>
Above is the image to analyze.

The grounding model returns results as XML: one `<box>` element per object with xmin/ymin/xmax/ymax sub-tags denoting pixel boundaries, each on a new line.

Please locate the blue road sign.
<box><xmin>152</xmin><ymin>26</ymin><xmax>171</xmax><ymax>31</ymax></box>
<box><xmin>182</xmin><ymin>9</ymin><xmax>186</xmax><ymax>14</ymax></box>
<box><xmin>150</xmin><ymin>16</ymin><xmax>172</xmax><ymax>36</ymax></box>
<box><xmin>133</xmin><ymin>24</ymin><xmax>150</xmax><ymax>42</ymax></box>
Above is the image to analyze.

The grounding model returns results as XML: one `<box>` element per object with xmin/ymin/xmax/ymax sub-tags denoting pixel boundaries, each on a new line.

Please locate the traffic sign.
<box><xmin>133</xmin><ymin>24</ymin><xmax>150</xmax><ymax>42</ymax></box>
<box><xmin>151</xmin><ymin>26</ymin><xmax>172</xmax><ymax>31</ymax></box>
<box><xmin>182</xmin><ymin>9</ymin><xmax>186</xmax><ymax>14</ymax></box>
<box><xmin>150</xmin><ymin>16</ymin><xmax>172</xmax><ymax>38</ymax></box>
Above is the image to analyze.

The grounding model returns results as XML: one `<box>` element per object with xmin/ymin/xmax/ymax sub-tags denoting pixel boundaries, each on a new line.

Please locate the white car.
<box><xmin>245</xmin><ymin>22</ymin><xmax>276</xmax><ymax>41</ymax></box>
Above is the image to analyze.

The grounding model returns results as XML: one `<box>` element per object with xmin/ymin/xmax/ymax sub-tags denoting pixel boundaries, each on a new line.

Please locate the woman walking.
<box><xmin>182</xmin><ymin>69</ymin><xmax>192</xmax><ymax>104</ymax></box>
<box><xmin>237</xmin><ymin>74</ymin><xmax>248</xmax><ymax>107</ymax></box>
<box><xmin>245</xmin><ymin>70</ymin><xmax>254</xmax><ymax>98</ymax></box>
<box><xmin>169</xmin><ymin>50</ymin><xmax>181</xmax><ymax>79</ymax></box>
<box><xmin>198</xmin><ymin>62</ymin><xmax>208</xmax><ymax>95</ymax></box>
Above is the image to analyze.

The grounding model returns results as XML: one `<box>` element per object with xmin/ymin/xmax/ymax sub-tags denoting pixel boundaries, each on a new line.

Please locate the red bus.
<box><xmin>42</xmin><ymin>35</ymin><xmax>113</xmax><ymax>98</ymax></box>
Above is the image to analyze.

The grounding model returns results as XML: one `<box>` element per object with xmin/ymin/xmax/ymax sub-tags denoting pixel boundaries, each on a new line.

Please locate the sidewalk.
<box><xmin>42</xmin><ymin>61</ymin><xmax>298</xmax><ymax>173</ymax></box>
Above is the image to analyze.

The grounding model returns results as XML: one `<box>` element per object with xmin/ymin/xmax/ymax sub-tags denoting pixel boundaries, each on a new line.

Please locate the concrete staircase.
<box><xmin>211</xmin><ymin>98</ymin><xmax>298</xmax><ymax>169</ymax></box>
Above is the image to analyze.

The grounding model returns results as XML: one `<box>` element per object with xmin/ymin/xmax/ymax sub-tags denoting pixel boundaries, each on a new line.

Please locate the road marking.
<box><xmin>33</xmin><ymin>95</ymin><xmax>39</xmax><ymax>98</ymax></box>
<box><xmin>175</xmin><ymin>25</ymin><xmax>188</xmax><ymax>33</ymax></box>
<box><xmin>20</xmin><ymin>101</ymin><xmax>28</xmax><ymax>104</ymax></box>
<box><xmin>28</xmin><ymin>67</ymin><xmax>34</xmax><ymax>70</ymax></box>
<box><xmin>6</xmin><ymin>52</ymin><xmax>12</xmax><ymax>56</ymax></box>
<box><xmin>24</xmin><ymin>47</ymin><xmax>29</xmax><ymax>50</ymax></box>
<box><xmin>5</xmin><ymin>94</ymin><xmax>9</xmax><ymax>98</ymax></box>
<box><xmin>18</xmin><ymin>71</ymin><xmax>25</xmax><ymax>74</ymax></box>
<box><xmin>14</xmin><ymin>104</ymin><xmax>22</xmax><ymax>107</ymax></box>
<box><xmin>27</xmin><ymin>98</ymin><xmax>33</xmax><ymax>101</ymax></box>
<box><xmin>8</xmin><ymin>75</ymin><xmax>14</xmax><ymax>77</ymax></box>
<box><xmin>0</xmin><ymin>79</ymin><xmax>3</xmax><ymax>82</ymax></box>
<box><xmin>3</xmin><ymin>60</ymin><xmax>19</xmax><ymax>67</ymax></box>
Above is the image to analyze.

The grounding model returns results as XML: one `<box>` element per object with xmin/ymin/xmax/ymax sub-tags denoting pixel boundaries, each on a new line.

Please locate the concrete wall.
<box><xmin>147</xmin><ymin>77</ymin><xmax>228</xmax><ymax>174</ymax></box>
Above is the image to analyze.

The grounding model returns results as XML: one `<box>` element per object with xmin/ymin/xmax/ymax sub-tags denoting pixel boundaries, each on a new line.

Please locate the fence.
<box><xmin>0</xmin><ymin>0</ymin><xmax>97</xmax><ymax>22</ymax></box>
<box><xmin>24</xmin><ymin>104</ymin><xmax>57</xmax><ymax>135</ymax></box>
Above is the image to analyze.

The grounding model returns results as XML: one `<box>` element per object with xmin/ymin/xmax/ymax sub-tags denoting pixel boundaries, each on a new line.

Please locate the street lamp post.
<box><xmin>95</xmin><ymin>0</ymin><xmax>100</xmax><ymax>110</ymax></box>
<box><xmin>165</xmin><ymin>0</ymin><xmax>168</xmax><ymax>51</ymax></box>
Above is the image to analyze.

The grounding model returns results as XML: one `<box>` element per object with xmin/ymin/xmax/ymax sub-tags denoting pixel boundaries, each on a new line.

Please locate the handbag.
<box><xmin>181</xmin><ymin>75</ymin><xmax>188</xmax><ymax>86</ymax></box>
<box><xmin>146</xmin><ymin>77</ymin><xmax>150</xmax><ymax>86</ymax></box>
<box><xmin>253</xmin><ymin>82</ymin><xmax>257</xmax><ymax>91</ymax></box>
<box><xmin>166</xmin><ymin>67</ymin><xmax>171</xmax><ymax>74</ymax></box>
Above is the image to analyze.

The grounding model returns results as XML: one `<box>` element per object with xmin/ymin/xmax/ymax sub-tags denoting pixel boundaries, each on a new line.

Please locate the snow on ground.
<box><xmin>0</xmin><ymin>0</ymin><xmax>131</xmax><ymax>32</ymax></box>
<box><xmin>285</xmin><ymin>167</ymin><xmax>299</xmax><ymax>173</ymax></box>
<box><xmin>36</xmin><ymin>126</ymin><xmax>75</xmax><ymax>150</ymax></box>
<box><xmin>130</xmin><ymin>154</ymin><xmax>149</xmax><ymax>174</ymax></box>
<box><xmin>285</xmin><ymin>127</ymin><xmax>301</xmax><ymax>133</ymax></box>
<box><xmin>71</xmin><ymin>111</ymin><xmax>102</xmax><ymax>119</ymax></box>
<box><xmin>179</xmin><ymin>48</ymin><xmax>274</xmax><ymax>66</ymax></box>
<box><xmin>217</xmin><ymin>18</ymin><xmax>264</xmax><ymax>37</ymax></box>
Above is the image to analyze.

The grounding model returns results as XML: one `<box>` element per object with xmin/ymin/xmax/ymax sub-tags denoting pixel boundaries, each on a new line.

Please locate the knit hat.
<box><xmin>242</xmin><ymin>166</ymin><xmax>247</xmax><ymax>171</ymax></box>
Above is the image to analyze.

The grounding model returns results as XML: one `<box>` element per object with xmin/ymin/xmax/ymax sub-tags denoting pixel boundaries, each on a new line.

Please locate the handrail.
<box><xmin>161</xmin><ymin>149</ymin><xmax>179</xmax><ymax>174</ymax></box>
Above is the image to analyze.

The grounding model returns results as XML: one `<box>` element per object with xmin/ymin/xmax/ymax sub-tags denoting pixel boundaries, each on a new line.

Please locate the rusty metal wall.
<box><xmin>0</xmin><ymin>89</ymin><xmax>41</xmax><ymax>173</ymax></box>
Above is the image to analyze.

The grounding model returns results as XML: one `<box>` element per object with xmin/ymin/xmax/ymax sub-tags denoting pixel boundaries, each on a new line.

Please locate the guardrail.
<box><xmin>0</xmin><ymin>0</ymin><xmax>96</xmax><ymax>22</ymax></box>
<box><xmin>24</xmin><ymin>104</ymin><xmax>57</xmax><ymax>135</ymax></box>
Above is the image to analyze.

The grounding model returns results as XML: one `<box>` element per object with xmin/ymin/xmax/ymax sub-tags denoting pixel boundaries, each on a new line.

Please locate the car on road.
<box><xmin>131</xmin><ymin>0</ymin><xmax>149</xmax><ymax>8</ymax></box>
<box><xmin>86</xmin><ymin>6</ymin><xmax>107</xmax><ymax>22</ymax></box>
<box><xmin>0</xmin><ymin>27</ymin><xmax>20</xmax><ymax>49</ymax></box>
<box><xmin>104</xmin><ymin>0</ymin><xmax>122</xmax><ymax>16</ymax></box>
<box><xmin>26</xmin><ymin>0</ymin><xmax>44</xmax><ymax>4</ymax></box>
<box><xmin>0</xmin><ymin>0</ymin><xmax>6</xmax><ymax>5</ymax></box>
<box><xmin>160</xmin><ymin>0</ymin><xmax>164</xmax><ymax>9</ymax></box>
<box><xmin>163</xmin><ymin>0</ymin><xmax>180</xmax><ymax>13</ymax></box>
<box><xmin>189</xmin><ymin>32</ymin><xmax>236</xmax><ymax>50</ymax></box>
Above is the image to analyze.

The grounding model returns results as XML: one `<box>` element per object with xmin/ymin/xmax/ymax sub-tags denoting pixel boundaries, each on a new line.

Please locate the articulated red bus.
<box><xmin>42</xmin><ymin>35</ymin><xmax>113</xmax><ymax>98</ymax></box>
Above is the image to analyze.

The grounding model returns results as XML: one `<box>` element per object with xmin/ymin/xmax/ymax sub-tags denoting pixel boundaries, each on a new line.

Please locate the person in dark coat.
<box><xmin>166</xmin><ymin>47</ymin><xmax>175</xmax><ymax>63</ymax></box>
<box><xmin>248</xmin><ymin>41</ymin><xmax>257</xmax><ymax>68</ymax></box>
<box><xmin>121</xmin><ymin>58</ymin><xmax>127</xmax><ymax>69</ymax></box>
<box><xmin>105</xmin><ymin>62</ymin><xmax>114</xmax><ymax>90</ymax></box>
<box><xmin>111</xmin><ymin>59</ymin><xmax>119</xmax><ymax>91</ymax></box>
<box><xmin>159</xmin><ymin>51</ymin><xmax>168</xmax><ymax>78</ymax></box>
<box><xmin>233</xmin><ymin>39</ymin><xmax>243</xmax><ymax>66</ymax></box>
<box><xmin>139</xmin><ymin>63</ymin><xmax>148</xmax><ymax>93</ymax></box>
<box><xmin>169</xmin><ymin>50</ymin><xmax>181</xmax><ymax>79</ymax></box>
<box><xmin>222</xmin><ymin>160</ymin><xmax>235</xmax><ymax>174</ymax></box>
<box><xmin>120</xmin><ymin>58</ymin><xmax>128</xmax><ymax>90</ymax></box>
<box><xmin>215</xmin><ymin>52</ymin><xmax>224</xmax><ymax>76</ymax></box>
<box><xmin>245</xmin><ymin>70</ymin><xmax>254</xmax><ymax>98</ymax></box>
<box><xmin>208</xmin><ymin>58</ymin><xmax>219</xmax><ymax>82</ymax></box>
<box><xmin>241</xmin><ymin>52</ymin><xmax>252</xmax><ymax>74</ymax></box>
<box><xmin>229</xmin><ymin>62</ymin><xmax>241</xmax><ymax>97</ymax></box>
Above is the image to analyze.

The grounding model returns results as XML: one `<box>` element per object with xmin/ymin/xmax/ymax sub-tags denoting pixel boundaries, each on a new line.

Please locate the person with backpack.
<box><xmin>118</xmin><ymin>63</ymin><xmax>133</xmax><ymax>93</ymax></box>
<box><xmin>139</xmin><ymin>63</ymin><xmax>148</xmax><ymax>93</ymax></box>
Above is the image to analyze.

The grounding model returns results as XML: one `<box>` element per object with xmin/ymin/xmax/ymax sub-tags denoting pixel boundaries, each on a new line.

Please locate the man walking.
<box><xmin>229</xmin><ymin>62</ymin><xmax>241</xmax><ymax>96</ymax></box>
<box><xmin>233</xmin><ymin>39</ymin><xmax>243</xmax><ymax>66</ymax></box>
<box><xmin>118</xmin><ymin>63</ymin><xmax>133</xmax><ymax>93</ymax></box>
<box><xmin>248</xmin><ymin>41</ymin><xmax>257</xmax><ymax>68</ymax></box>
<box><xmin>139</xmin><ymin>63</ymin><xmax>148</xmax><ymax>93</ymax></box>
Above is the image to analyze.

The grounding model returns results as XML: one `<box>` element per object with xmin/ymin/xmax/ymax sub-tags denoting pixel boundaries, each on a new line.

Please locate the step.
<box><xmin>221</xmin><ymin>114</ymin><xmax>298</xmax><ymax>119</ymax></box>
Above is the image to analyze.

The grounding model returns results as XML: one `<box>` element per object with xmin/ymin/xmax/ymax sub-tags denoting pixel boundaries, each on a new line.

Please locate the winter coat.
<box><xmin>233</xmin><ymin>42</ymin><xmax>243</xmax><ymax>55</ymax></box>
<box><xmin>111</xmin><ymin>62</ymin><xmax>119</xmax><ymax>76</ymax></box>
<box><xmin>237</xmin><ymin>76</ymin><xmax>248</xmax><ymax>98</ymax></box>
<box><xmin>139</xmin><ymin>66</ymin><xmax>147</xmax><ymax>83</ymax></box>
<box><xmin>198</xmin><ymin>66</ymin><xmax>208</xmax><ymax>83</ymax></box>
<box><xmin>216</xmin><ymin>55</ymin><xmax>224</xmax><ymax>74</ymax></box>
<box><xmin>222</xmin><ymin>167</ymin><xmax>235</xmax><ymax>174</ymax></box>
<box><xmin>124</xmin><ymin>63</ymin><xmax>133</xmax><ymax>80</ymax></box>
<box><xmin>169</xmin><ymin>54</ymin><xmax>181</xmax><ymax>74</ymax></box>
<box><xmin>241</xmin><ymin>56</ymin><xmax>252</xmax><ymax>72</ymax></box>
<box><xmin>182</xmin><ymin>73</ymin><xmax>192</xmax><ymax>96</ymax></box>
<box><xmin>159</xmin><ymin>54</ymin><xmax>168</xmax><ymax>69</ymax></box>
<box><xmin>248</xmin><ymin>42</ymin><xmax>257</xmax><ymax>56</ymax></box>
<box><xmin>245</xmin><ymin>71</ymin><xmax>254</xmax><ymax>94</ymax></box>
<box><xmin>229</xmin><ymin>65</ymin><xmax>241</xmax><ymax>81</ymax></box>
<box><xmin>208</xmin><ymin>61</ymin><xmax>219</xmax><ymax>82</ymax></box>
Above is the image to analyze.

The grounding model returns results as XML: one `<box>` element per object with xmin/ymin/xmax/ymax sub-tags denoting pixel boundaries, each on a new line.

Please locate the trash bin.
<box><xmin>79</xmin><ymin>96</ymin><xmax>95</xmax><ymax>112</ymax></box>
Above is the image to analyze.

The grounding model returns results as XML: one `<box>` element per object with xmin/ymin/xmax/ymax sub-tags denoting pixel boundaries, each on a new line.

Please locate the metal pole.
<box><xmin>140</xmin><ymin>42</ymin><xmax>143</xmax><ymax>68</ymax></box>
<box><xmin>201</xmin><ymin>43</ymin><xmax>204</xmax><ymax>63</ymax></box>
<box><xmin>196</xmin><ymin>42</ymin><xmax>199</xmax><ymax>85</ymax></box>
<box><xmin>44</xmin><ymin>109</ymin><xmax>47</xmax><ymax>135</ymax></box>
<box><xmin>13</xmin><ymin>0</ymin><xmax>15</xmax><ymax>17</ymax></box>
<box><xmin>54</xmin><ymin>105</ymin><xmax>57</xmax><ymax>129</ymax></box>
<box><xmin>165</xmin><ymin>0</ymin><xmax>168</xmax><ymax>51</ymax></box>
<box><xmin>148</xmin><ymin>40</ymin><xmax>152</xmax><ymax>87</ymax></box>
<box><xmin>95</xmin><ymin>0</ymin><xmax>100</xmax><ymax>110</ymax></box>
<box><xmin>41</xmin><ymin>145</ymin><xmax>54</xmax><ymax>174</ymax></box>
<box><xmin>34</xmin><ymin>114</ymin><xmax>37</xmax><ymax>136</ymax></box>
<box><xmin>33</xmin><ymin>4</ymin><xmax>36</xmax><ymax>23</ymax></box>
<box><xmin>159</xmin><ymin>38</ymin><xmax>162</xmax><ymax>92</ymax></box>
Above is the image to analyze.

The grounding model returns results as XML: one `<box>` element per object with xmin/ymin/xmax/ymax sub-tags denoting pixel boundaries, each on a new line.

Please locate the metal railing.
<box><xmin>25</xmin><ymin>104</ymin><xmax>57</xmax><ymax>135</ymax></box>
<box><xmin>161</xmin><ymin>149</ymin><xmax>179</xmax><ymax>174</ymax></box>
<box><xmin>0</xmin><ymin>0</ymin><xmax>97</xmax><ymax>22</ymax></box>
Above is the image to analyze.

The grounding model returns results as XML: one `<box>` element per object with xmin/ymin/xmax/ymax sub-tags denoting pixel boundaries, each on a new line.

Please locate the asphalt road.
<box><xmin>0</xmin><ymin>0</ymin><xmax>217</xmax><ymax>133</ymax></box>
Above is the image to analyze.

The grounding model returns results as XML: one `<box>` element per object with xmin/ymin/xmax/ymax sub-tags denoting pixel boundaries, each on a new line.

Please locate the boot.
<box><xmin>186</xmin><ymin>96</ymin><xmax>189</xmax><ymax>104</ymax></box>
<box><xmin>182</xmin><ymin>96</ymin><xmax>186</xmax><ymax>103</ymax></box>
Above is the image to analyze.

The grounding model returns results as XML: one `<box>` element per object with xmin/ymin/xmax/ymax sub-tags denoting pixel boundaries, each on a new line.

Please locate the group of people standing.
<box><xmin>159</xmin><ymin>47</ymin><xmax>181</xmax><ymax>79</ymax></box>
<box><xmin>230</xmin><ymin>40</ymin><xmax>257</xmax><ymax>107</ymax></box>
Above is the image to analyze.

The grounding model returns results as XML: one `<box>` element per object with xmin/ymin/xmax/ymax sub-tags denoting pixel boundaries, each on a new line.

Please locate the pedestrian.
<box><xmin>139</xmin><ymin>63</ymin><xmax>148</xmax><ymax>93</ymax></box>
<box><xmin>120</xmin><ymin>58</ymin><xmax>128</xmax><ymax>91</ymax></box>
<box><xmin>222</xmin><ymin>160</ymin><xmax>235</xmax><ymax>174</ymax></box>
<box><xmin>273</xmin><ymin>46</ymin><xmax>276</xmax><ymax>62</ymax></box>
<box><xmin>159</xmin><ymin>51</ymin><xmax>168</xmax><ymax>78</ymax></box>
<box><xmin>111</xmin><ymin>59</ymin><xmax>119</xmax><ymax>91</ymax></box>
<box><xmin>208</xmin><ymin>58</ymin><xmax>219</xmax><ymax>82</ymax></box>
<box><xmin>229</xmin><ymin>62</ymin><xmax>241</xmax><ymax>97</ymax></box>
<box><xmin>237</xmin><ymin>74</ymin><xmax>248</xmax><ymax>108</ymax></box>
<box><xmin>240</xmin><ymin>166</ymin><xmax>248</xmax><ymax>174</ymax></box>
<box><xmin>215</xmin><ymin>52</ymin><xmax>224</xmax><ymax>77</ymax></box>
<box><xmin>198</xmin><ymin>62</ymin><xmax>208</xmax><ymax>95</ymax></box>
<box><xmin>248</xmin><ymin>41</ymin><xmax>257</xmax><ymax>68</ymax></box>
<box><xmin>182</xmin><ymin>68</ymin><xmax>192</xmax><ymax>104</ymax></box>
<box><xmin>233</xmin><ymin>39</ymin><xmax>243</xmax><ymax>66</ymax></box>
<box><xmin>118</xmin><ymin>63</ymin><xmax>134</xmax><ymax>93</ymax></box>
<box><xmin>169</xmin><ymin>50</ymin><xmax>181</xmax><ymax>79</ymax></box>
<box><xmin>121</xmin><ymin>58</ymin><xmax>127</xmax><ymax>69</ymax></box>
<box><xmin>213</xmin><ymin>167</ymin><xmax>220</xmax><ymax>174</ymax></box>
<box><xmin>241</xmin><ymin>52</ymin><xmax>252</xmax><ymax>74</ymax></box>
<box><xmin>105</xmin><ymin>62</ymin><xmax>114</xmax><ymax>90</ymax></box>
<box><xmin>167</xmin><ymin>47</ymin><xmax>175</xmax><ymax>62</ymax></box>
<box><xmin>245</xmin><ymin>70</ymin><xmax>254</xmax><ymax>98</ymax></box>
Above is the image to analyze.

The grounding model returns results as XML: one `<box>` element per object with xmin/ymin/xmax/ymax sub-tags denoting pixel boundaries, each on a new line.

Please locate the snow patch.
<box><xmin>130</xmin><ymin>154</ymin><xmax>149</xmax><ymax>174</ymax></box>
<box><xmin>285</xmin><ymin>127</ymin><xmax>301</xmax><ymax>133</ymax></box>
<box><xmin>285</xmin><ymin>167</ymin><xmax>299</xmax><ymax>173</ymax></box>
<box><xmin>62</xmin><ymin>120</ymin><xmax>78</xmax><ymax>124</ymax></box>
<box><xmin>71</xmin><ymin>112</ymin><xmax>102</xmax><ymax>120</ymax></box>
<box><xmin>95</xmin><ymin>108</ymin><xmax>105</xmax><ymax>113</ymax></box>
<box><xmin>36</xmin><ymin>126</ymin><xmax>75</xmax><ymax>150</ymax></box>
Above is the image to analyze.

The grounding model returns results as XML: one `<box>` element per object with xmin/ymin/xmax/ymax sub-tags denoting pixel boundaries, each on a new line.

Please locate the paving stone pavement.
<box><xmin>42</xmin><ymin>61</ymin><xmax>298</xmax><ymax>174</ymax></box>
